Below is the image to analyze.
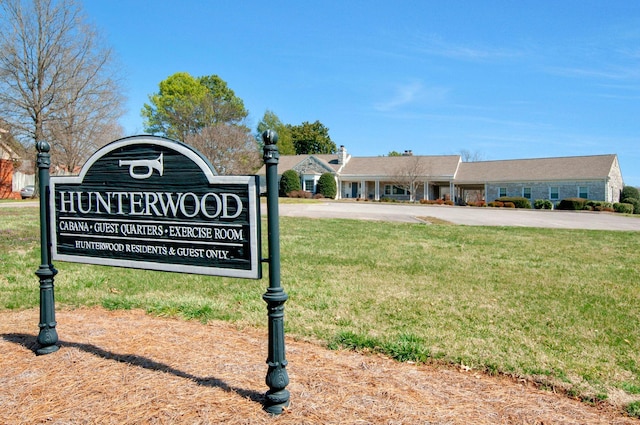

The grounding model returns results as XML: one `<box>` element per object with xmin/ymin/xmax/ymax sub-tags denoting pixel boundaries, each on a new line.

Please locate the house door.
<box><xmin>351</xmin><ymin>182</ymin><xmax>358</xmax><ymax>198</ymax></box>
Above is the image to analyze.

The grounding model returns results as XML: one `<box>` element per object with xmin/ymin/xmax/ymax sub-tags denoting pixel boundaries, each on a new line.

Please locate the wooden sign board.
<box><xmin>50</xmin><ymin>135</ymin><xmax>261</xmax><ymax>279</ymax></box>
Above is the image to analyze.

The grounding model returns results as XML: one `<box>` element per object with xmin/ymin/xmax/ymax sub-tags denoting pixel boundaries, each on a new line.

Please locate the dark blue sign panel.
<box><xmin>50</xmin><ymin>135</ymin><xmax>261</xmax><ymax>279</ymax></box>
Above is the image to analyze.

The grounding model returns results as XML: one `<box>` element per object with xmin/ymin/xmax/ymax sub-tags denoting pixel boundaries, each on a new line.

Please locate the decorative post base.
<box><xmin>263</xmin><ymin>288</ymin><xmax>290</xmax><ymax>414</ymax></box>
<box><xmin>35</xmin><ymin>254</ymin><xmax>59</xmax><ymax>355</ymax></box>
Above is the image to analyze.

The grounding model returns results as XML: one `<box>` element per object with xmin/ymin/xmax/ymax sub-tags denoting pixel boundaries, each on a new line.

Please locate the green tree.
<box><xmin>621</xmin><ymin>185</ymin><xmax>640</xmax><ymax>201</ymax></box>
<box><xmin>256</xmin><ymin>110</ymin><xmax>295</xmax><ymax>155</ymax></box>
<box><xmin>288</xmin><ymin>120</ymin><xmax>336</xmax><ymax>154</ymax></box>
<box><xmin>317</xmin><ymin>172</ymin><xmax>337</xmax><ymax>199</ymax></box>
<box><xmin>279</xmin><ymin>169</ymin><xmax>300</xmax><ymax>196</ymax></box>
<box><xmin>142</xmin><ymin>72</ymin><xmax>248</xmax><ymax>141</ymax></box>
<box><xmin>387</xmin><ymin>151</ymin><xmax>402</xmax><ymax>157</ymax></box>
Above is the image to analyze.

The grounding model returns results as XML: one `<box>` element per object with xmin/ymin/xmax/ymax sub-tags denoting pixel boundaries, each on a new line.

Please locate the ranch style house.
<box><xmin>258</xmin><ymin>146</ymin><xmax>624</xmax><ymax>205</ymax></box>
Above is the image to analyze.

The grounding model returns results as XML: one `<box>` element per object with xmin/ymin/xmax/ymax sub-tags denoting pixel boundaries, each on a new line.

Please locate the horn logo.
<box><xmin>119</xmin><ymin>153</ymin><xmax>164</xmax><ymax>179</ymax></box>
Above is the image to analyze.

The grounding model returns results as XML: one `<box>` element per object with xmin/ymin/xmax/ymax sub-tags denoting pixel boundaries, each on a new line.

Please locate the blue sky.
<box><xmin>83</xmin><ymin>1</ymin><xmax>640</xmax><ymax>186</ymax></box>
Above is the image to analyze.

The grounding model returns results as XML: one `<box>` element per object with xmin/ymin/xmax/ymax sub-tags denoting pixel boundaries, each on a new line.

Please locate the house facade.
<box><xmin>258</xmin><ymin>146</ymin><xmax>624</xmax><ymax>205</ymax></box>
<box><xmin>0</xmin><ymin>128</ymin><xmax>20</xmax><ymax>199</ymax></box>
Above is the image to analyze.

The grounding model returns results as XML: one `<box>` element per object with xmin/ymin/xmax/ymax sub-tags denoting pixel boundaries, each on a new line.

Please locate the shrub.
<box><xmin>316</xmin><ymin>173</ymin><xmax>337</xmax><ymax>199</ymax></box>
<box><xmin>313</xmin><ymin>193</ymin><xmax>324</xmax><ymax>199</ymax></box>
<box><xmin>287</xmin><ymin>190</ymin><xmax>312</xmax><ymax>199</ymax></box>
<box><xmin>613</xmin><ymin>202</ymin><xmax>634</xmax><ymax>214</ymax></box>
<box><xmin>503</xmin><ymin>202</ymin><xmax>515</xmax><ymax>208</ymax></box>
<box><xmin>279</xmin><ymin>170</ymin><xmax>300</xmax><ymax>196</ymax></box>
<box><xmin>495</xmin><ymin>196</ymin><xmax>532</xmax><ymax>209</ymax></box>
<box><xmin>534</xmin><ymin>199</ymin><xmax>553</xmax><ymax>209</ymax></box>
<box><xmin>444</xmin><ymin>200</ymin><xmax>454</xmax><ymax>206</ymax></box>
<box><xmin>622</xmin><ymin>197</ymin><xmax>640</xmax><ymax>215</ymax></box>
<box><xmin>558</xmin><ymin>198</ymin><xmax>587</xmax><ymax>210</ymax></box>
<box><xmin>585</xmin><ymin>200</ymin><xmax>612</xmax><ymax>211</ymax></box>
<box><xmin>621</xmin><ymin>185</ymin><xmax>640</xmax><ymax>201</ymax></box>
<box><xmin>466</xmin><ymin>201</ymin><xmax>486</xmax><ymax>207</ymax></box>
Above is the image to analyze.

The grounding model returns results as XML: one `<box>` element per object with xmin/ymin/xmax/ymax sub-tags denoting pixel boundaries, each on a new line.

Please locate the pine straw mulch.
<box><xmin>1</xmin><ymin>307</ymin><xmax>637</xmax><ymax>425</ymax></box>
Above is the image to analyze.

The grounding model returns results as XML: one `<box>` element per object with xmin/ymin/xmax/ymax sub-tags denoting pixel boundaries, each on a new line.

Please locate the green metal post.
<box><xmin>35</xmin><ymin>141</ymin><xmax>59</xmax><ymax>355</ymax></box>
<box><xmin>262</xmin><ymin>130</ymin><xmax>290</xmax><ymax>414</ymax></box>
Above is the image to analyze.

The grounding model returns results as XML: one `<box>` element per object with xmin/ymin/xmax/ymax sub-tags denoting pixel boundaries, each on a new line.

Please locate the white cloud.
<box><xmin>374</xmin><ymin>80</ymin><xmax>448</xmax><ymax>112</ymax></box>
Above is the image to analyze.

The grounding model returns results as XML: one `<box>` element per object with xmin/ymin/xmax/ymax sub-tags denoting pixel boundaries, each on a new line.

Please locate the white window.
<box><xmin>498</xmin><ymin>187</ymin><xmax>507</xmax><ymax>197</ymax></box>
<box><xmin>523</xmin><ymin>187</ymin><xmax>531</xmax><ymax>199</ymax></box>
<box><xmin>549</xmin><ymin>186</ymin><xmax>559</xmax><ymax>200</ymax></box>
<box><xmin>304</xmin><ymin>179</ymin><xmax>315</xmax><ymax>192</ymax></box>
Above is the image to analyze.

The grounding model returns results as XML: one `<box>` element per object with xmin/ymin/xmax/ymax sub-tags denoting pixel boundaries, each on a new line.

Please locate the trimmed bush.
<box><xmin>585</xmin><ymin>200</ymin><xmax>612</xmax><ymax>211</ymax></box>
<box><xmin>287</xmin><ymin>190</ymin><xmax>312</xmax><ymax>198</ymax></box>
<box><xmin>614</xmin><ymin>202</ymin><xmax>634</xmax><ymax>214</ymax></box>
<box><xmin>279</xmin><ymin>170</ymin><xmax>300</xmax><ymax>197</ymax></box>
<box><xmin>622</xmin><ymin>197</ymin><xmax>640</xmax><ymax>215</ymax></box>
<box><xmin>316</xmin><ymin>172</ymin><xmax>337</xmax><ymax>199</ymax></box>
<box><xmin>503</xmin><ymin>202</ymin><xmax>515</xmax><ymax>208</ymax></box>
<box><xmin>495</xmin><ymin>196</ymin><xmax>532</xmax><ymax>209</ymax></box>
<box><xmin>558</xmin><ymin>198</ymin><xmax>587</xmax><ymax>210</ymax></box>
<box><xmin>534</xmin><ymin>199</ymin><xmax>553</xmax><ymax>209</ymax></box>
<box><xmin>466</xmin><ymin>201</ymin><xmax>486</xmax><ymax>207</ymax></box>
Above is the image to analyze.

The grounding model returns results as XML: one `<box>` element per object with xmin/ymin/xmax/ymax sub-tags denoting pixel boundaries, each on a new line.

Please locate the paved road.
<box><xmin>277</xmin><ymin>201</ymin><xmax>640</xmax><ymax>231</ymax></box>
<box><xmin>5</xmin><ymin>200</ymin><xmax>639</xmax><ymax>231</ymax></box>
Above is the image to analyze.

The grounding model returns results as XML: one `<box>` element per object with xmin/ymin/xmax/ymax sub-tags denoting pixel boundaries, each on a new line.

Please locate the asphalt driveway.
<box><xmin>277</xmin><ymin>201</ymin><xmax>640</xmax><ymax>231</ymax></box>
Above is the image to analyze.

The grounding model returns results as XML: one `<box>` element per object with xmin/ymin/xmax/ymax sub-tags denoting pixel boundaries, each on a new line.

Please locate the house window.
<box><xmin>384</xmin><ymin>185</ymin><xmax>407</xmax><ymax>195</ymax></box>
<box><xmin>304</xmin><ymin>179</ymin><xmax>315</xmax><ymax>192</ymax></box>
<box><xmin>549</xmin><ymin>186</ymin><xmax>559</xmax><ymax>200</ymax></box>
<box><xmin>578</xmin><ymin>186</ymin><xmax>588</xmax><ymax>199</ymax></box>
<box><xmin>523</xmin><ymin>187</ymin><xmax>532</xmax><ymax>199</ymax></box>
<box><xmin>498</xmin><ymin>187</ymin><xmax>507</xmax><ymax>197</ymax></box>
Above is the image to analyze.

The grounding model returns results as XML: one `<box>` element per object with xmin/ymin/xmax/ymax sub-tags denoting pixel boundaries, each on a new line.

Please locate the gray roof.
<box><xmin>258</xmin><ymin>151</ymin><xmax>619</xmax><ymax>184</ymax></box>
<box><xmin>454</xmin><ymin>154</ymin><xmax>618</xmax><ymax>183</ymax></box>
<box><xmin>341</xmin><ymin>155</ymin><xmax>461</xmax><ymax>179</ymax></box>
<box><xmin>256</xmin><ymin>154</ymin><xmax>341</xmax><ymax>175</ymax></box>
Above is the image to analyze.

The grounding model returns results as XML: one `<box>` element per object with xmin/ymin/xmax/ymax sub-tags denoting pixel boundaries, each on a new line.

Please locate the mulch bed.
<box><xmin>0</xmin><ymin>307</ymin><xmax>636</xmax><ymax>424</ymax></box>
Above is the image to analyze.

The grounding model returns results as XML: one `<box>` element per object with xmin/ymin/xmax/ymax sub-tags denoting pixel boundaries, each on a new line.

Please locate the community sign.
<box><xmin>49</xmin><ymin>135</ymin><xmax>261</xmax><ymax>279</ymax></box>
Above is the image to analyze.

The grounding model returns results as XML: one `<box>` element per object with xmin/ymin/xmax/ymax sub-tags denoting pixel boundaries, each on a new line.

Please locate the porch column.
<box><xmin>360</xmin><ymin>179</ymin><xmax>366</xmax><ymax>199</ymax></box>
<box><xmin>424</xmin><ymin>180</ymin><xmax>429</xmax><ymax>201</ymax></box>
<box><xmin>374</xmin><ymin>180</ymin><xmax>380</xmax><ymax>201</ymax></box>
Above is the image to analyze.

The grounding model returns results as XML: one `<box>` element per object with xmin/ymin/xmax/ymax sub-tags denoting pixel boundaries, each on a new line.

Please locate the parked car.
<box><xmin>20</xmin><ymin>185</ymin><xmax>35</xmax><ymax>199</ymax></box>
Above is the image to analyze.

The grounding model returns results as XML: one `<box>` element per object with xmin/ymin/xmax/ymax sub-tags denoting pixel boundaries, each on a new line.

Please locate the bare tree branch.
<box><xmin>0</xmin><ymin>0</ymin><xmax>124</xmax><ymax>171</ymax></box>
<box><xmin>185</xmin><ymin>124</ymin><xmax>261</xmax><ymax>175</ymax></box>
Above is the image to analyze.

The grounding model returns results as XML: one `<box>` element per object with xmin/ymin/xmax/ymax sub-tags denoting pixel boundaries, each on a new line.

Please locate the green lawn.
<box><xmin>1</xmin><ymin>206</ymin><xmax>639</xmax><ymax>412</ymax></box>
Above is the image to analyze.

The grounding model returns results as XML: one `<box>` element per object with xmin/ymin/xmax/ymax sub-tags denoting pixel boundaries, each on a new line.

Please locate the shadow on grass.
<box><xmin>2</xmin><ymin>333</ymin><xmax>264</xmax><ymax>404</ymax></box>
